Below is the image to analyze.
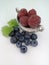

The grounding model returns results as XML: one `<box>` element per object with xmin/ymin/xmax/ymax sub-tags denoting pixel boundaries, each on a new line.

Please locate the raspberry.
<box><xmin>19</xmin><ymin>16</ymin><xmax>28</xmax><ymax>27</ymax></box>
<box><xmin>18</xmin><ymin>8</ymin><xmax>28</xmax><ymax>18</ymax></box>
<box><xmin>28</xmin><ymin>9</ymin><xmax>37</xmax><ymax>16</ymax></box>
<box><xmin>28</xmin><ymin>15</ymin><xmax>41</xmax><ymax>28</ymax></box>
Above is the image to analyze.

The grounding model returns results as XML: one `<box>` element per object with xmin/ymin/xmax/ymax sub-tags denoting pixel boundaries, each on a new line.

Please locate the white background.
<box><xmin>0</xmin><ymin>0</ymin><xmax>49</xmax><ymax>65</ymax></box>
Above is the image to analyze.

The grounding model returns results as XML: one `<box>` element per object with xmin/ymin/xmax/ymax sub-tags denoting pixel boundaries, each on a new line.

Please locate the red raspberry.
<box><xmin>19</xmin><ymin>16</ymin><xmax>28</xmax><ymax>27</ymax></box>
<box><xmin>28</xmin><ymin>9</ymin><xmax>37</xmax><ymax>16</ymax></box>
<box><xmin>18</xmin><ymin>8</ymin><xmax>28</xmax><ymax>18</ymax></box>
<box><xmin>28</xmin><ymin>15</ymin><xmax>41</xmax><ymax>28</ymax></box>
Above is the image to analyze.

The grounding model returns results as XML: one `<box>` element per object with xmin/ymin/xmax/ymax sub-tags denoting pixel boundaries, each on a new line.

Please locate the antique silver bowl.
<box><xmin>16</xmin><ymin>8</ymin><xmax>44</xmax><ymax>33</ymax></box>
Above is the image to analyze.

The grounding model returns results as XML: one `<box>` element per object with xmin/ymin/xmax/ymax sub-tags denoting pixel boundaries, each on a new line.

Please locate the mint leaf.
<box><xmin>8</xmin><ymin>19</ymin><xmax>19</xmax><ymax>28</ymax></box>
<box><xmin>2</xmin><ymin>26</ymin><xmax>13</xmax><ymax>37</ymax></box>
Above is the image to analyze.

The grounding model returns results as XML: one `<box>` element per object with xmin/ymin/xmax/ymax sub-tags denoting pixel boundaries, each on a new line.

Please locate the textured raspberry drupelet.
<box><xmin>19</xmin><ymin>16</ymin><xmax>28</xmax><ymax>27</ymax></box>
<box><xmin>28</xmin><ymin>9</ymin><xmax>37</xmax><ymax>16</ymax></box>
<box><xmin>18</xmin><ymin>8</ymin><xmax>28</xmax><ymax>18</ymax></box>
<box><xmin>28</xmin><ymin>15</ymin><xmax>41</xmax><ymax>28</ymax></box>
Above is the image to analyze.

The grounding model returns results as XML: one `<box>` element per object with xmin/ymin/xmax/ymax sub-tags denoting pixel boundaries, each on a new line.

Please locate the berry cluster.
<box><xmin>2</xmin><ymin>8</ymin><xmax>41</xmax><ymax>54</ymax></box>
<box><xmin>18</xmin><ymin>8</ymin><xmax>41</xmax><ymax>28</ymax></box>
<box><xmin>9</xmin><ymin>27</ymin><xmax>38</xmax><ymax>53</ymax></box>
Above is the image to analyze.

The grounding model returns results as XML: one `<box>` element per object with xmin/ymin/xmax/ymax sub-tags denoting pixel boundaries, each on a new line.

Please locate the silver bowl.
<box><xmin>16</xmin><ymin>8</ymin><xmax>44</xmax><ymax>33</ymax></box>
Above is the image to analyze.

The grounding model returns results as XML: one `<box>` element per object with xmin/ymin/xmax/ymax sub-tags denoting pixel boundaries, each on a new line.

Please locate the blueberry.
<box><xmin>15</xmin><ymin>32</ymin><xmax>21</xmax><ymax>37</ymax></box>
<box><xmin>15</xmin><ymin>35</ymin><xmax>19</xmax><ymax>40</ymax></box>
<box><xmin>21</xmin><ymin>31</ymin><xmax>26</xmax><ymax>36</ymax></box>
<box><xmin>16</xmin><ymin>41</ymin><xmax>22</xmax><ymax>48</ymax></box>
<box><xmin>20</xmin><ymin>45</ymin><xmax>27</xmax><ymax>53</ymax></box>
<box><xmin>15</xmin><ymin>32</ymin><xmax>21</xmax><ymax>40</ymax></box>
<box><xmin>31</xmin><ymin>34</ymin><xmax>37</xmax><ymax>40</ymax></box>
<box><xmin>24</xmin><ymin>39</ymin><xmax>31</xmax><ymax>46</ymax></box>
<box><xmin>30</xmin><ymin>40</ymin><xmax>38</xmax><ymax>47</ymax></box>
<box><xmin>19</xmin><ymin>36</ymin><xmax>25</xmax><ymax>42</ymax></box>
<box><xmin>9</xmin><ymin>31</ymin><xmax>15</xmax><ymax>37</ymax></box>
<box><xmin>24</xmin><ymin>33</ymin><xmax>30</xmax><ymax>39</ymax></box>
<box><xmin>14</xmin><ymin>27</ymin><xmax>20</xmax><ymax>32</ymax></box>
<box><xmin>10</xmin><ymin>37</ymin><xmax>17</xmax><ymax>44</ymax></box>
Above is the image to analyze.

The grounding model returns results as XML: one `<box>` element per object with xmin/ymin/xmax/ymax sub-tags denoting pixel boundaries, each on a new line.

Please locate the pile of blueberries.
<box><xmin>9</xmin><ymin>26</ymin><xmax>38</xmax><ymax>53</ymax></box>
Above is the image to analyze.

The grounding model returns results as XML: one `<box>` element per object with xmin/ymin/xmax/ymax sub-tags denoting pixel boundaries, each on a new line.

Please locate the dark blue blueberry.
<box><xmin>15</xmin><ymin>35</ymin><xmax>19</xmax><ymax>40</ymax></box>
<box><xmin>31</xmin><ymin>34</ymin><xmax>37</xmax><ymax>40</ymax></box>
<box><xmin>16</xmin><ymin>41</ymin><xmax>22</xmax><ymax>48</ymax></box>
<box><xmin>24</xmin><ymin>33</ymin><xmax>30</xmax><ymax>39</ymax></box>
<box><xmin>15</xmin><ymin>32</ymin><xmax>21</xmax><ymax>40</ymax></box>
<box><xmin>10</xmin><ymin>37</ymin><xmax>17</xmax><ymax>44</ymax></box>
<box><xmin>19</xmin><ymin>36</ymin><xmax>25</xmax><ymax>42</ymax></box>
<box><xmin>21</xmin><ymin>31</ymin><xmax>26</xmax><ymax>36</ymax></box>
<box><xmin>24</xmin><ymin>39</ymin><xmax>31</xmax><ymax>46</ymax></box>
<box><xmin>20</xmin><ymin>45</ymin><xmax>27</xmax><ymax>53</ymax></box>
<box><xmin>14</xmin><ymin>27</ymin><xmax>20</xmax><ymax>32</ymax></box>
<box><xmin>9</xmin><ymin>31</ymin><xmax>15</xmax><ymax>37</ymax></box>
<box><xmin>30</xmin><ymin>40</ymin><xmax>38</xmax><ymax>47</ymax></box>
<box><xmin>15</xmin><ymin>32</ymin><xmax>21</xmax><ymax>37</ymax></box>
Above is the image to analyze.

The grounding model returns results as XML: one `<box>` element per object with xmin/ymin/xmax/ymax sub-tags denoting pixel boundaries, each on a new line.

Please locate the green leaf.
<box><xmin>8</xmin><ymin>19</ymin><xmax>19</xmax><ymax>28</ymax></box>
<box><xmin>2</xmin><ymin>26</ymin><xmax>13</xmax><ymax>37</ymax></box>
